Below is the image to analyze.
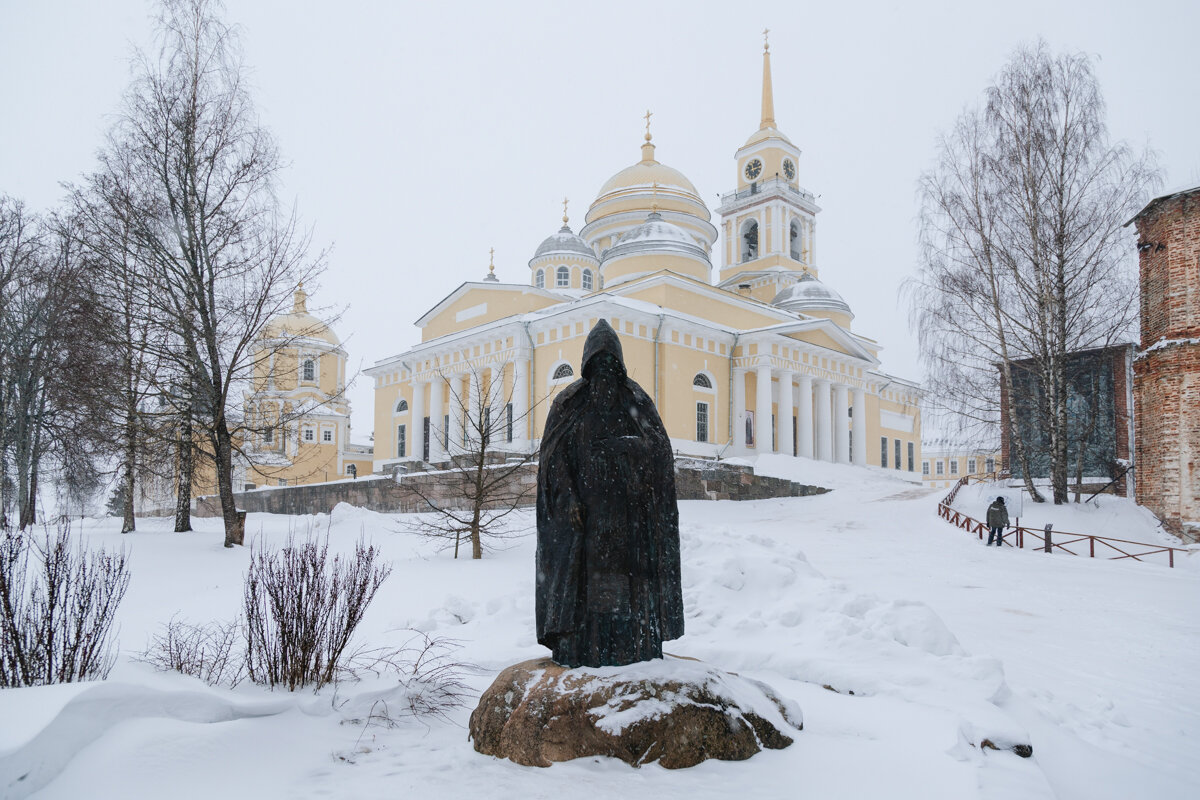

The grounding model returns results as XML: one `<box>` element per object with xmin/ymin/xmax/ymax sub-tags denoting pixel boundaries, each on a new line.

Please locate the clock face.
<box><xmin>783</xmin><ymin>159</ymin><xmax>796</xmax><ymax>180</ymax></box>
<box><xmin>744</xmin><ymin>158</ymin><xmax>763</xmax><ymax>181</ymax></box>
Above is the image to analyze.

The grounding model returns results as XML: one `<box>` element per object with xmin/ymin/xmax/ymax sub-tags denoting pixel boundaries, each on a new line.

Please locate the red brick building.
<box><xmin>1130</xmin><ymin>185</ymin><xmax>1200</xmax><ymax>542</ymax></box>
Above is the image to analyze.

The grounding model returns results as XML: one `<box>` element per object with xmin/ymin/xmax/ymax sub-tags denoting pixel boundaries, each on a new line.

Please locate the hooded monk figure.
<box><xmin>535</xmin><ymin>319</ymin><xmax>684</xmax><ymax>667</ymax></box>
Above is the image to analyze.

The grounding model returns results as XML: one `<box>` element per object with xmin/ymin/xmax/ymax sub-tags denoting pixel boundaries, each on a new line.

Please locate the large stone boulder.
<box><xmin>469</xmin><ymin>656</ymin><xmax>802</xmax><ymax>769</ymax></box>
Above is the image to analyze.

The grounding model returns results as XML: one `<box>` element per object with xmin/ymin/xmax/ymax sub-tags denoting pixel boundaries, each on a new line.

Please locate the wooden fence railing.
<box><xmin>937</xmin><ymin>475</ymin><xmax>1185</xmax><ymax>568</ymax></box>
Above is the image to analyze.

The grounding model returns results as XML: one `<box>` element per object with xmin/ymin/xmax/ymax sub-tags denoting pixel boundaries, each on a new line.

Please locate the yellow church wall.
<box><xmin>620</xmin><ymin>283</ymin><xmax>780</xmax><ymax>332</ymax></box>
<box><xmin>603</xmin><ymin>253</ymin><xmax>709</xmax><ymax>286</ymax></box>
<box><xmin>421</xmin><ymin>289</ymin><xmax>560</xmax><ymax>342</ymax></box>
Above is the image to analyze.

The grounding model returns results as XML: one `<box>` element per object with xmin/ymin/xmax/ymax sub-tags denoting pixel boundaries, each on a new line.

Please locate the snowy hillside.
<box><xmin>2</xmin><ymin>458</ymin><xmax>1198</xmax><ymax>799</ymax></box>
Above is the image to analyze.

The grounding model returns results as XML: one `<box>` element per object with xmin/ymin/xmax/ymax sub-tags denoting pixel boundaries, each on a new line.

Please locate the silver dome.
<box><xmin>532</xmin><ymin>225</ymin><xmax>597</xmax><ymax>261</ymax></box>
<box><xmin>772</xmin><ymin>273</ymin><xmax>852</xmax><ymax>316</ymax></box>
<box><xmin>602</xmin><ymin>212</ymin><xmax>711</xmax><ymax>265</ymax></box>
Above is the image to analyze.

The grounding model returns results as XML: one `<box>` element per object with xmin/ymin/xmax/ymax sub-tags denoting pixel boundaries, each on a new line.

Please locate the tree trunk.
<box><xmin>174</xmin><ymin>411</ymin><xmax>193</xmax><ymax>532</ymax></box>
<box><xmin>121</xmin><ymin>406</ymin><xmax>137</xmax><ymax>533</ymax></box>
<box><xmin>214</xmin><ymin>414</ymin><xmax>241</xmax><ymax>547</ymax></box>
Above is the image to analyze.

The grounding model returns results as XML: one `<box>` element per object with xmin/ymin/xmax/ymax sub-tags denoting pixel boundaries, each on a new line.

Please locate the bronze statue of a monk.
<box><xmin>535</xmin><ymin>319</ymin><xmax>684</xmax><ymax>668</ymax></box>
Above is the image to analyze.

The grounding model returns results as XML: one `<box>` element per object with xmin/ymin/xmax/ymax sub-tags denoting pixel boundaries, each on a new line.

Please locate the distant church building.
<box><xmin>1131</xmin><ymin>185</ymin><xmax>1200</xmax><ymax>541</ymax></box>
<box><xmin>366</xmin><ymin>44</ymin><xmax>922</xmax><ymax>473</ymax></box>
<box><xmin>242</xmin><ymin>286</ymin><xmax>374</xmax><ymax>487</ymax></box>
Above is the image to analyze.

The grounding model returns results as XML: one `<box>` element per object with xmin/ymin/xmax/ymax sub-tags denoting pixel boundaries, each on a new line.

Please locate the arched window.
<box><xmin>582</xmin><ymin>269</ymin><xmax>593</xmax><ymax>291</ymax></box>
<box><xmin>535</xmin><ymin>269</ymin><xmax>545</xmax><ymax>288</ymax></box>
<box><xmin>556</xmin><ymin>266</ymin><xmax>570</xmax><ymax>287</ymax></box>
<box><xmin>395</xmin><ymin>398</ymin><xmax>408</xmax><ymax>413</ymax></box>
<box><xmin>552</xmin><ymin>363</ymin><xmax>574</xmax><ymax>380</ymax></box>
<box><xmin>302</xmin><ymin>358</ymin><xmax>315</xmax><ymax>382</ymax></box>
<box><xmin>790</xmin><ymin>219</ymin><xmax>802</xmax><ymax>261</ymax></box>
<box><xmin>740</xmin><ymin>220</ymin><xmax>759</xmax><ymax>263</ymax></box>
<box><xmin>692</xmin><ymin>373</ymin><xmax>713</xmax><ymax>389</ymax></box>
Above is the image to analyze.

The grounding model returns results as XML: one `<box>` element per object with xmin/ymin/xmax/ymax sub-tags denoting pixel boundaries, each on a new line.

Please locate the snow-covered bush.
<box><xmin>243</xmin><ymin>534</ymin><xmax>391</xmax><ymax>691</ymax></box>
<box><xmin>138</xmin><ymin>616</ymin><xmax>246</xmax><ymax>688</ymax></box>
<box><xmin>0</xmin><ymin>524</ymin><xmax>129</xmax><ymax>687</ymax></box>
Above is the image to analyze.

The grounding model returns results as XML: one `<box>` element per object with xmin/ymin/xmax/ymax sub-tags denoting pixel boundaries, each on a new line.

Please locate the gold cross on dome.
<box><xmin>488</xmin><ymin>247</ymin><xmax>495</xmax><ymax>273</ymax></box>
<box><xmin>763</xmin><ymin>28</ymin><xmax>770</xmax><ymax>50</ymax></box>
<box><xmin>644</xmin><ymin>109</ymin><xmax>653</xmax><ymax>140</ymax></box>
<box><xmin>562</xmin><ymin>196</ymin><xmax>569</xmax><ymax>224</ymax></box>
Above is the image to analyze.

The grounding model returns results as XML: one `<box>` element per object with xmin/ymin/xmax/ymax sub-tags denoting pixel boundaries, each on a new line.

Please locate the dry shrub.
<box><xmin>138</xmin><ymin>616</ymin><xmax>245</xmax><ymax>687</ymax></box>
<box><xmin>0</xmin><ymin>524</ymin><xmax>130</xmax><ymax>687</ymax></box>
<box><xmin>243</xmin><ymin>534</ymin><xmax>391</xmax><ymax>691</ymax></box>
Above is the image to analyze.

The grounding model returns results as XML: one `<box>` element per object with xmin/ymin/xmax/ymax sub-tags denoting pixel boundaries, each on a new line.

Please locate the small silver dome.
<box><xmin>772</xmin><ymin>273</ymin><xmax>852</xmax><ymax>316</ymax></box>
<box><xmin>603</xmin><ymin>212</ymin><xmax>711</xmax><ymax>265</ymax></box>
<box><xmin>532</xmin><ymin>225</ymin><xmax>597</xmax><ymax>261</ymax></box>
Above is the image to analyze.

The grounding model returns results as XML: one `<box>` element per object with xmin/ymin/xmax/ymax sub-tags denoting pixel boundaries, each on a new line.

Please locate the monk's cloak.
<box><xmin>535</xmin><ymin>320</ymin><xmax>684</xmax><ymax>667</ymax></box>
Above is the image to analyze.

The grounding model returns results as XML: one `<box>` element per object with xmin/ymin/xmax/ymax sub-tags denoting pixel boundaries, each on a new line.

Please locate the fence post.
<box><xmin>1043</xmin><ymin>523</ymin><xmax>1053</xmax><ymax>554</ymax></box>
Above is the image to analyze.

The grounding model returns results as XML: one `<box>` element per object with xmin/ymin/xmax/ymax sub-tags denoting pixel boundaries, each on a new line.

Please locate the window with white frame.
<box><xmin>693</xmin><ymin>372</ymin><xmax>713</xmax><ymax>389</ymax></box>
<box><xmin>880</xmin><ymin>436</ymin><xmax>888</xmax><ymax>468</ymax></box>
<box><xmin>985</xmin><ymin>457</ymin><xmax>995</xmax><ymax>473</ymax></box>
<box><xmin>922</xmin><ymin>460</ymin><xmax>930</xmax><ymax>476</ymax></box>
<box><xmin>396</xmin><ymin>398</ymin><xmax>408</xmax><ymax>413</ymax></box>
<box><xmin>968</xmin><ymin>458</ymin><xmax>977</xmax><ymax>474</ymax></box>
<box><xmin>551</xmin><ymin>362</ymin><xmax>573</xmax><ymax>382</ymax></box>
<box><xmin>696</xmin><ymin>402</ymin><xmax>709</xmax><ymax>443</ymax></box>
<box><xmin>303</xmin><ymin>427</ymin><xmax>315</xmax><ymax>442</ymax></box>
<box><xmin>936</xmin><ymin>460</ymin><xmax>944</xmax><ymax>475</ymax></box>
<box><xmin>556</xmin><ymin>266</ymin><xmax>569</xmax><ymax>287</ymax></box>
<box><xmin>950</xmin><ymin>459</ymin><xmax>959</xmax><ymax>475</ymax></box>
<box><xmin>894</xmin><ymin>439</ymin><xmax>901</xmax><ymax>470</ymax></box>
<box><xmin>302</xmin><ymin>358</ymin><xmax>315</xmax><ymax>382</ymax></box>
<box><xmin>322</xmin><ymin>429</ymin><xmax>333</xmax><ymax>443</ymax></box>
<box><xmin>582</xmin><ymin>269</ymin><xmax>593</xmax><ymax>291</ymax></box>
<box><xmin>397</xmin><ymin>424</ymin><xmax>406</xmax><ymax>457</ymax></box>
<box><xmin>535</xmin><ymin>269</ymin><xmax>545</xmax><ymax>289</ymax></box>
<box><xmin>908</xmin><ymin>442</ymin><xmax>915</xmax><ymax>471</ymax></box>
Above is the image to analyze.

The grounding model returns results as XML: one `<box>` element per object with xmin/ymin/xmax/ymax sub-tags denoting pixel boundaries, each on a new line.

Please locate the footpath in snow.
<box><xmin>1</xmin><ymin>456</ymin><xmax>1197</xmax><ymax>799</ymax></box>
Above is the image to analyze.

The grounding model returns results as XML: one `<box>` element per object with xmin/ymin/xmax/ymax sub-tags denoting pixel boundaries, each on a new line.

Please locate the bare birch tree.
<box><xmin>89</xmin><ymin>0</ymin><xmax>323</xmax><ymax>544</ymax></box>
<box><xmin>909</xmin><ymin>41</ymin><xmax>1158</xmax><ymax>504</ymax></box>
<box><xmin>405</xmin><ymin>364</ymin><xmax>540</xmax><ymax>560</ymax></box>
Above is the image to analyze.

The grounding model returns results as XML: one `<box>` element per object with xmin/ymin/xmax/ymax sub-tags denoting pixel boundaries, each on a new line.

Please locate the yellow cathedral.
<box><xmin>365</xmin><ymin>43</ymin><xmax>922</xmax><ymax>475</ymax></box>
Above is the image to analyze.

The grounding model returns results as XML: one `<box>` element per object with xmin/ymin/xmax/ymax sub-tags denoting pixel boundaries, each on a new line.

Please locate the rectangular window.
<box><xmin>322</xmin><ymin>429</ymin><xmax>333</xmax><ymax>443</ymax></box>
<box><xmin>264</xmin><ymin>427</ymin><xmax>274</xmax><ymax>444</ymax></box>
<box><xmin>506</xmin><ymin>403</ymin><xmax>513</xmax><ymax>442</ymax></box>
<box><xmin>745</xmin><ymin>410</ymin><xmax>755</xmax><ymax>446</ymax></box>
<box><xmin>986</xmin><ymin>457</ymin><xmax>995</xmax><ymax>473</ymax></box>
<box><xmin>968</xmin><ymin>458</ymin><xmax>977</xmax><ymax>474</ymax></box>
<box><xmin>397</xmin><ymin>424</ymin><xmax>406</xmax><ymax>458</ymax></box>
<box><xmin>303</xmin><ymin>428</ymin><xmax>314</xmax><ymax>442</ymax></box>
<box><xmin>922</xmin><ymin>460</ymin><xmax>930</xmax><ymax>476</ymax></box>
<box><xmin>696</xmin><ymin>402</ymin><xmax>709</xmax><ymax>443</ymax></box>
<box><xmin>881</xmin><ymin>436</ymin><xmax>888</xmax><ymax>468</ymax></box>
<box><xmin>278</xmin><ymin>478</ymin><xmax>287</xmax><ymax>487</ymax></box>
<box><xmin>423</xmin><ymin>416</ymin><xmax>431</xmax><ymax>461</ymax></box>
<box><xmin>302</xmin><ymin>359</ymin><xmax>315</xmax><ymax>382</ymax></box>
<box><xmin>908</xmin><ymin>442</ymin><xmax>914</xmax><ymax>472</ymax></box>
<box><xmin>894</xmin><ymin>439</ymin><xmax>901</xmax><ymax>470</ymax></box>
<box><xmin>936</xmin><ymin>460</ymin><xmax>944</xmax><ymax>475</ymax></box>
<box><xmin>950</xmin><ymin>459</ymin><xmax>959</xmax><ymax>475</ymax></box>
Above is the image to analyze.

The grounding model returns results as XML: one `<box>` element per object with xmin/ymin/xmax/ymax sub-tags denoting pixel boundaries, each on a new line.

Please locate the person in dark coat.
<box><xmin>535</xmin><ymin>319</ymin><xmax>684</xmax><ymax>668</ymax></box>
<box><xmin>986</xmin><ymin>497</ymin><xmax>1009</xmax><ymax>547</ymax></box>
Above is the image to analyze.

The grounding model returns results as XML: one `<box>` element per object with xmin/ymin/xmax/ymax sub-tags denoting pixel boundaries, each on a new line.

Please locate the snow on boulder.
<box><xmin>469</xmin><ymin>656</ymin><xmax>802</xmax><ymax>769</ymax></box>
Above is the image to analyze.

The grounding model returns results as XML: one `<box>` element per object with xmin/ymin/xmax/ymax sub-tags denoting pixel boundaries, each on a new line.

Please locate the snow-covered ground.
<box><xmin>3</xmin><ymin>457</ymin><xmax>1198</xmax><ymax>799</ymax></box>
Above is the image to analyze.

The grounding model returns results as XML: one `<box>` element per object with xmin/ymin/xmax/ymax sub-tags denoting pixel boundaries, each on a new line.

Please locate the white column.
<box><xmin>488</xmin><ymin>364</ymin><xmax>504</xmax><ymax>448</ymax></box>
<box><xmin>468</xmin><ymin>369</ymin><xmax>481</xmax><ymax>447</ymax></box>
<box><xmin>755</xmin><ymin>364</ymin><xmax>773</xmax><ymax>454</ymax></box>
<box><xmin>513</xmin><ymin>357</ymin><xmax>529</xmax><ymax>450</ymax></box>
<box><xmin>852</xmin><ymin>387</ymin><xmax>867</xmax><ymax>466</ymax></box>
<box><xmin>733</xmin><ymin>368</ymin><xmax>747</xmax><ymax>454</ymax></box>
<box><xmin>447</xmin><ymin>375</ymin><xmax>463</xmax><ymax>454</ymax></box>
<box><xmin>797</xmin><ymin>375</ymin><xmax>814</xmax><ymax>458</ymax></box>
<box><xmin>779</xmin><ymin>369</ymin><xmax>795</xmax><ymax>456</ymax></box>
<box><xmin>834</xmin><ymin>383</ymin><xmax>850</xmax><ymax>464</ymax></box>
<box><xmin>411</xmin><ymin>380</ymin><xmax>426</xmax><ymax>462</ymax></box>
<box><xmin>815</xmin><ymin>379</ymin><xmax>833</xmax><ymax>462</ymax></box>
<box><xmin>428</xmin><ymin>377</ymin><xmax>444</xmax><ymax>462</ymax></box>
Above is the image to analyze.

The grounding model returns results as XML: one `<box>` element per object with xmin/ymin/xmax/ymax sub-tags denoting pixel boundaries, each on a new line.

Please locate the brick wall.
<box><xmin>195</xmin><ymin>460</ymin><xmax>828</xmax><ymax>518</ymax></box>
<box><xmin>1134</xmin><ymin>190</ymin><xmax>1200</xmax><ymax>542</ymax></box>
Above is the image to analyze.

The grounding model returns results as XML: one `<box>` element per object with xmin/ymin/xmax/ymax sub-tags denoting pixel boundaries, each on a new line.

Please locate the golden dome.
<box><xmin>261</xmin><ymin>287</ymin><xmax>340</xmax><ymax>346</ymax></box>
<box><xmin>597</xmin><ymin>143</ymin><xmax>702</xmax><ymax>199</ymax></box>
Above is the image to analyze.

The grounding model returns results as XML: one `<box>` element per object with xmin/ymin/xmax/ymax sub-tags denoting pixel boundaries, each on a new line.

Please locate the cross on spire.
<box><xmin>644</xmin><ymin>109</ymin><xmax>653</xmax><ymax>142</ymax></box>
<box><xmin>763</xmin><ymin>27</ymin><xmax>770</xmax><ymax>51</ymax></box>
<box><xmin>562</xmin><ymin>196</ymin><xmax>569</xmax><ymax>225</ymax></box>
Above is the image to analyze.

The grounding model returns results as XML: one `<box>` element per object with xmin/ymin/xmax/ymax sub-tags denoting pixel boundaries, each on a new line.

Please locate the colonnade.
<box><xmin>408</xmin><ymin>355</ymin><xmax>533</xmax><ymax>462</ymax></box>
<box><xmin>733</xmin><ymin>365</ymin><xmax>868</xmax><ymax>465</ymax></box>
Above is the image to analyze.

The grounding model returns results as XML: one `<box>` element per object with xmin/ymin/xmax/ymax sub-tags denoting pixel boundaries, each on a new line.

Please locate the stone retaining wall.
<box><xmin>195</xmin><ymin>460</ymin><xmax>827</xmax><ymax>517</ymax></box>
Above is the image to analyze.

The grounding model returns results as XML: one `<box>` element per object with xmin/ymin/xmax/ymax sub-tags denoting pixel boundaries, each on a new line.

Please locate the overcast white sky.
<box><xmin>2</xmin><ymin>0</ymin><xmax>1197</xmax><ymax>441</ymax></box>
